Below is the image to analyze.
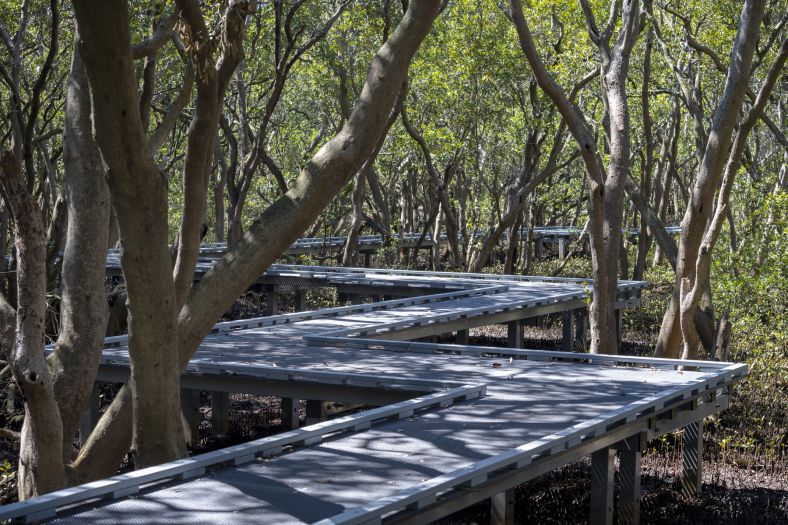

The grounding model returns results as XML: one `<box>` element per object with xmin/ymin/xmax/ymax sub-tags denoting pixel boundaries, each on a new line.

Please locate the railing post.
<box><xmin>294</xmin><ymin>289</ymin><xmax>307</xmax><ymax>312</ymax></box>
<box><xmin>306</xmin><ymin>399</ymin><xmax>327</xmax><ymax>425</ymax></box>
<box><xmin>211</xmin><ymin>392</ymin><xmax>230</xmax><ymax>436</ymax></box>
<box><xmin>575</xmin><ymin>309</ymin><xmax>589</xmax><ymax>351</ymax></box>
<box><xmin>562</xmin><ymin>310</ymin><xmax>576</xmax><ymax>352</ymax></box>
<box><xmin>267</xmin><ymin>285</ymin><xmax>279</xmax><ymax>316</ymax></box>
<box><xmin>282</xmin><ymin>398</ymin><xmax>300</xmax><ymax>430</ymax></box>
<box><xmin>181</xmin><ymin>389</ymin><xmax>201</xmax><ymax>444</ymax></box>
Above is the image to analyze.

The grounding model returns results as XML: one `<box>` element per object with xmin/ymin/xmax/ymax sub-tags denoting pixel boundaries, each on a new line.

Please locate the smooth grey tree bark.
<box><xmin>70</xmin><ymin>0</ymin><xmax>444</xmax><ymax>486</ymax></box>
<box><xmin>0</xmin><ymin>151</ymin><xmax>66</xmax><ymax>498</ymax></box>
<box><xmin>46</xmin><ymin>41</ymin><xmax>110</xmax><ymax>466</ymax></box>
<box><xmin>655</xmin><ymin>0</ymin><xmax>767</xmax><ymax>358</ymax></box>
<box><xmin>0</xmin><ymin>0</ymin><xmax>68</xmax><ymax>498</ymax></box>
<box><xmin>72</xmin><ymin>0</ymin><xmax>186</xmax><ymax>469</ymax></box>
<box><xmin>677</xmin><ymin>34</ymin><xmax>786</xmax><ymax>359</ymax></box>
<box><xmin>509</xmin><ymin>0</ymin><xmax>640</xmax><ymax>354</ymax></box>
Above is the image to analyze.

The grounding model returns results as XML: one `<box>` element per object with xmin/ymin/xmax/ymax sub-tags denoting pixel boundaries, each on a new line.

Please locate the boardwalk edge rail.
<box><xmin>0</xmin><ymin>385</ymin><xmax>485</xmax><ymax>523</ymax></box>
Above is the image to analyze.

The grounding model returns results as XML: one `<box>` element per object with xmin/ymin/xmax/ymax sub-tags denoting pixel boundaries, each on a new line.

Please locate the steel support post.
<box><xmin>562</xmin><ymin>310</ymin><xmax>576</xmax><ymax>352</ymax></box>
<box><xmin>682</xmin><ymin>419</ymin><xmax>703</xmax><ymax>498</ymax></box>
<box><xmin>294</xmin><ymin>290</ymin><xmax>307</xmax><ymax>312</ymax></box>
<box><xmin>590</xmin><ymin>447</ymin><xmax>615</xmax><ymax>525</ymax></box>
<box><xmin>267</xmin><ymin>285</ymin><xmax>279</xmax><ymax>316</ymax></box>
<box><xmin>559</xmin><ymin>239</ymin><xmax>567</xmax><ymax>259</ymax></box>
<box><xmin>575</xmin><ymin>309</ymin><xmax>589</xmax><ymax>351</ymax></box>
<box><xmin>507</xmin><ymin>321</ymin><xmax>523</xmax><ymax>348</ymax></box>
<box><xmin>282</xmin><ymin>398</ymin><xmax>300</xmax><ymax>430</ymax></box>
<box><xmin>211</xmin><ymin>392</ymin><xmax>230</xmax><ymax>436</ymax></box>
<box><xmin>618</xmin><ymin>433</ymin><xmax>645</xmax><ymax>525</ymax></box>
<box><xmin>306</xmin><ymin>399</ymin><xmax>327</xmax><ymax>425</ymax></box>
<box><xmin>455</xmin><ymin>329</ymin><xmax>469</xmax><ymax>345</ymax></box>
<box><xmin>79</xmin><ymin>384</ymin><xmax>101</xmax><ymax>447</ymax></box>
<box><xmin>181</xmin><ymin>389</ymin><xmax>201</xmax><ymax>444</ymax></box>
<box><xmin>490</xmin><ymin>488</ymin><xmax>515</xmax><ymax>525</ymax></box>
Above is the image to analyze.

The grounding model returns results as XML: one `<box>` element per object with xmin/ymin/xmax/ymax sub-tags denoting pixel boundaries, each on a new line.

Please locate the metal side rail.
<box><xmin>302</xmin><ymin>336</ymin><xmax>751</xmax><ymax>375</ymax></box>
<box><xmin>268</xmin><ymin>263</ymin><xmax>644</xmax><ymax>289</ymax></box>
<box><xmin>96</xmin><ymin>358</ymin><xmax>466</xmax><ymax>393</ymax></box>
<box><xmin>311</xmin><ymin>290</ymin><xmax>588</xmax><ymax>339</ymax></box>
<box><xmin>0</xmin><ymin>385</ymin><xmax>486</xmax><ymax>524</ymax></box>
<box><xmin>82</xmin><ymin>284</ymin><xmax>510</xmax><ymax>351</ymax></box>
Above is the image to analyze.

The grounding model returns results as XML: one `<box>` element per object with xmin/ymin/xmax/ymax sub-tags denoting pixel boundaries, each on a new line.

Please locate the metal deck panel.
<box><xmin>4</xmin><ymin>265</ymin><xmax>713</xmax><ymax>525</ymax></box>
<box><xmin>49</xmin><ymin>357</ymin><xmax>706</xmax><ymax>524</ymax></box>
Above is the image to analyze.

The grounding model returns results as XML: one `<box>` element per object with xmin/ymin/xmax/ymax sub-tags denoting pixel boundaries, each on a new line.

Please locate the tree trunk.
<box><xmin>73</xmin><ymin>0</ymin><xmax>185</xmax><ymax>467</ymax></box>
<box><xmin>46</xmin><ymin>42</ymin><xmax>111</xmax><ymax>465</ymax></box>
<box><xmin>70</xmin><ymin>0</ymin><xmax>443</xmax><ymax>485</ymax></box>
<box><xmin>510</xmin><ymin>0</ymin><xmax>639</xmax><ymax>354</ymax></box>
<box><xmin>677</xmin><ymin>31</ymin><xmax>785</xmax><ymax>360</ymax></box>
<box><xmin>656</xmin><ymin>0</ymin><xmax>766</xmax><ymax>358</ymax></box>
<box><xmin>634</xmin><ymin>28</ymin><xmax>655</xmax><ymax>281</ymax></box>
<box><xmin>0</xmin><ymin>152</ymin><xmax>66</xmax><ymax>498</ymax></box>
<box><xmin>342</xmin><ymin>170</ymin><xmax>368</xmax><ymax>267</ymax></box>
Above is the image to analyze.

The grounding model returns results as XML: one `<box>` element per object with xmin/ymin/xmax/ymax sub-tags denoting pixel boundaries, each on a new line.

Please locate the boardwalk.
<box><xmin>1</xmin><ymin>267</ymin><xmax>741</xmax><ymax>525</ymax></box>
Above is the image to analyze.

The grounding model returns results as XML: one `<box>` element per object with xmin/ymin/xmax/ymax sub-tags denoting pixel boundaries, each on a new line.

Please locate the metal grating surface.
<box><xmin>48</xmin><ymin>355</ymin><xmax>721</xmax><ymax>524</ymax></box>
<box><xmin>2</xmin><ymin>264</ymin><xmax>739</xmax><ymax>525</ymax></box>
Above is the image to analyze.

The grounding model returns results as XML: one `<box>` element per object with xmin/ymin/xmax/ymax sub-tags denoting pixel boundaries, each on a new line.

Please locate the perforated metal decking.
<box><xmin>0</xmin><ymin>266</ymin><xmax>742</xmax><ymax>525</ymax></box>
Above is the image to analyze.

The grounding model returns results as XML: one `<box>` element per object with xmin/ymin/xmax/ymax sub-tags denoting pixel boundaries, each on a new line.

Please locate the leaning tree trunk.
<box><xmin>652</xmin><ymin>96</ymin><xmax>680</xmax><ymax>265</ymax></box>
<box><xmin>655</xmin><ymin>0</ymin><xmax>766</xmax><ymax>358</ymax></box>
<box><xmin>46</xmin><ymin>42</ymin><xmax>111</xmax><ymax>466</ymax></box>
<box><xmin>69</xmin><ymin>0</ymin><xmax>443</xmax><ymax>486</ymax></box>
<box><xmin>509</xmin><ymin>0</ymin><xmax>639</xmax><ymax>354</ymax></box>
<box><xmin>633</xmin><ymin>28</ymin><xmax>655</xmax><ymax>281</ymax></box>
<box><xmin>0</xmin><ymin>152</ymin><xmax>67</xmax><ymax>498</ymax></box>
<box><xmin>503</xmin><ymin>212</ymin><xmax>523</xmax><ymax>274</ymax></box>
<box><xmin>342</xmin><ymin>170</ymin><xmax>368</xmax><ymax>267</ymax></box>
<box><xmin>679</xmin><ymin>33</ymin><xmax>786</xmax><ymax>360</ymax></box>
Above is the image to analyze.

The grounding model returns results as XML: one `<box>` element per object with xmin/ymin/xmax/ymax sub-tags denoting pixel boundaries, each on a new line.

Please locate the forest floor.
<box><xmin>0</xmin><ymin>254</ymin><xmax>785</xmax><ymax>524</ymax></box>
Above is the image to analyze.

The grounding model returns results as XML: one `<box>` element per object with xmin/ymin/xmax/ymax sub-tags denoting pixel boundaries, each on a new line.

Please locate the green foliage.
<box><xmin>0</xmin><ymin>459</ymin><xmax>12</xmax><ymax>480</ymax></box>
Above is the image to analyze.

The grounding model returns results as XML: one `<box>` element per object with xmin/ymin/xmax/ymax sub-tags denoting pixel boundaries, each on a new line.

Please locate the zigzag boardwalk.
<box><xmin>0</xmin><ymin>267</ymin><xmax>743</xmax><ymax>525</ymax></box>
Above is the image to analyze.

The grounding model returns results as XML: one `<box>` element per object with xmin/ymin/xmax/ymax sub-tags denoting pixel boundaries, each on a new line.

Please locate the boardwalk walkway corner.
<box><xmin>0</xmin><ymin>265</ymin><xmax>744</xmax><ymax>525</ymax></box>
